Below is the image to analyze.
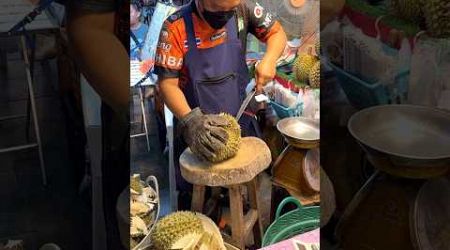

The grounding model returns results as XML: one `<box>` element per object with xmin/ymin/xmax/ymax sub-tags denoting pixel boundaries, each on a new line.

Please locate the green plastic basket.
<box><xmin>262</xmin><ymin>197</ymin><xmax>320</xmax><ymax>247</ymax></box>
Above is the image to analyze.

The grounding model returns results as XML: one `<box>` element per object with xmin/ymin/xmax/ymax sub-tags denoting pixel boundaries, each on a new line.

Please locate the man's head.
<box><xmin>198</xmin><ymin>0</ymin><xmax>241</xmax><ymax>29</ymax></box>
<box><xmin>201</xmin><ymin>0</ymin><xmax>241</xmax><ymax>12</ymax></box>
<box><xmin>130</xmin><ymin>1</ymin><xmax>142</xmax><ymax>27</ymax></box>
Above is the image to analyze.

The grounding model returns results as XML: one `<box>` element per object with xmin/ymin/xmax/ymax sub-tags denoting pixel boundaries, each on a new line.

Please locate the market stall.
<box><xmin>126</xmin><ymin>0</ymin><xmax>321</xmax><ymax>249</ymax></box>
<box><xmin>321</xmin><ymin>0</ymin><xmax>450</xmax><ymax>249</ymax></box>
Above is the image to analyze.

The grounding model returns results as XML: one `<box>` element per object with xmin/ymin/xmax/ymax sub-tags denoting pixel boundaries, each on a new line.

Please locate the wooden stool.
<box><xmin>180</xmin><ymin>137</ymin><xmax>272</xmax><ymax>250</ymax></box>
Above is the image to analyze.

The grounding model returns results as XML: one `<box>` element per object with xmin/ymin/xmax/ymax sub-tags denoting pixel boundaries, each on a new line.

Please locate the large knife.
<box><xmin>236</xmin><ymin>89</ymin><xmax>256</xmax><ymax>121</ymax></box>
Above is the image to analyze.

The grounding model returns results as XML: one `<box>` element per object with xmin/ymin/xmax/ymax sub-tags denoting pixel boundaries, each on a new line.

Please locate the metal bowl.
<box><xmin>277</xmin><ymin>117</ymin><xmax>320</xmax><ymax>149</ymax></box>
<box><xmin>348</xmin><ymin>105</ymin><xmax>450</xmax><ymax>178</ymax></box>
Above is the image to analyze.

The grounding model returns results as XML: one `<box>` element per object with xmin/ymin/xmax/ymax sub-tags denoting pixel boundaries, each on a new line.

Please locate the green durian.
<box><xmin>208</xmin><ymin>113</ymin><xmax>241</xmax><ymax>163</ymax></box>
<box><xmin>293</xmin><ymin>54</ymin><xmax>318</xmax><ymax>82</ymax></box>
<box><xmin>315</xmin><ymin>40</ymin><xmax>320</xmax><ymax>56</ymax></box>
<box><xmin>309</xmin><ymin>61</ymin><xmax>321</xmax><ymax>88</ymax></box>
<box><xmin>150</xmin><ymin>211</ymin><xmax>204</xmax><ymax>250</ymax></box>
<box><xmin>390</xmin><ymin>0</ymin><xmax>423</xmax><ymax>23</ymax></box>
<box><xmin>422</xmin><ymin>0</ymin><xmax>450</xmax><ymax>38</ymax></box>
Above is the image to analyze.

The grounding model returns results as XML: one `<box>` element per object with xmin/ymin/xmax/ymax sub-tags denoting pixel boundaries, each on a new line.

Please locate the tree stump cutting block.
<box><xmin>180</xmin><ymin>137</ymin><xmax>272</xmax><ymax>186</ymax></box>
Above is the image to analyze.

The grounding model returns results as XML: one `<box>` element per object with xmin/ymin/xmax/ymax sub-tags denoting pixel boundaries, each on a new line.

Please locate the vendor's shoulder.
<box><xmin>166</xmin><ymin>10</ymin><xmax>185</xmax><ymax>24</ymax></box>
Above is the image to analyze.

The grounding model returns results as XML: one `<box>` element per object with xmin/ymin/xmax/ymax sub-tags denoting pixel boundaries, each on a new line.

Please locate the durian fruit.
<box><xmin>130</xmin><ymin>216</ymin><xmax>149</xmax><ymax>237</ymax></box>
<box><xmin>130</xmin><ymin>201</ymin><xmax>150</xmax><ymax>217</ymax></box>
<box><xmin>130</xmin><ymin>238</ymin><xmax>139</xmax><ymax>250</ymax></box>
<box><xmin>422</xmin><ymin>0</ymin><xmax>450</xmax><ymax>38</ymax></box>
<box><xmin>130</xmin><ymin>174</ymin><xmax>142</xmax><ymax>194</ymax></box>
<box><xmin>315</xmin><ymin>40</ymin><xmax>320</xmax><ymax>56</ymax></box>
<box><xmin>207</xmin><ymin>113</ymin><xmax>241</xmax><ymax>163</ymax></box>
<box><xmin>150</xmin><ymin>211</ymin><xmax>204</xmax><ymax>250</ymax></box>
<box><xmin>293</xmin><ymin>54</ymin><xmax>319</xmax><ymax>82</ymax></box>
<box><xmin>390</xmin><ymin>0</ymin><xmax>423</xmax><ymax>23</ymax></box>
<box><xmin>309</xmin><ymin>61</ymin><xmax>321</xmax><ymax>88</ymax></box>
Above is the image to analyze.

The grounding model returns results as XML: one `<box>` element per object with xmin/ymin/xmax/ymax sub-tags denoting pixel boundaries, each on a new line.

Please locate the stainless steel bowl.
<box><xmin>277</xmin><ymin>117</ymin><xmax>320</xmax><ymax>149</ymax></box>
<box><xmin>348</xmin><ymin>105</ymin><xmax>450</xmax><ymax>178</ymax></box>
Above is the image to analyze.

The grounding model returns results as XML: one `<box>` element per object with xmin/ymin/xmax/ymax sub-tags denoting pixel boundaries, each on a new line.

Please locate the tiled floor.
<box><xmin>0</xmin><ymin>38</ymin><xmax>91</xmax><ymax>249</ymax></box>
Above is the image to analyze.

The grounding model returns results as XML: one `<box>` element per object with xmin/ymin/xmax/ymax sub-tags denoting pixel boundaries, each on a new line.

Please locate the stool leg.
<box><xmin>229</xmin><ymin>185</ymin><xmax>245</xmax><ymax>250</ymax></box>
<box><xmin>247</xmin><ymin>177</ymin><xmax>263</xmax><ymax>247</ymax></box>
<box><xmin>191</xmin><ymin>184</ymin><xmax>205</xmax><ymax>213</ymax></box>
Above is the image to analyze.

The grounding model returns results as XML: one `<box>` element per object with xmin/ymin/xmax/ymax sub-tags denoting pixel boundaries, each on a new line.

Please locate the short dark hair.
<box><xmin>131</xmin><ymin>0</ymin><xmax>143</xmax><ymax>10</ymax></box>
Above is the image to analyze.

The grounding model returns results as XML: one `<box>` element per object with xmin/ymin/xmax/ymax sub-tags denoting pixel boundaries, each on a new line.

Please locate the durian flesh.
<box><xmin>207</xmin><ymin>113</ymin><xmax>241</xmax><ymax>163</ymax></box>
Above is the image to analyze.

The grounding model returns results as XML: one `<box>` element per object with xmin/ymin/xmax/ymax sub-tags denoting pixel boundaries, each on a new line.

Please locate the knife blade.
<box><xmin>236</xmin><ymin>89</ymin><xmax>256</xmax><ymax>121</ymax></box>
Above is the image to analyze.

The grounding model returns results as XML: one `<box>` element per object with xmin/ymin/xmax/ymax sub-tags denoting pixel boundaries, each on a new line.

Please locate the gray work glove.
<box><xmin>179</xmin><ymin>108</ymin><xmax>230</xmax><ymax>161</ymax></box>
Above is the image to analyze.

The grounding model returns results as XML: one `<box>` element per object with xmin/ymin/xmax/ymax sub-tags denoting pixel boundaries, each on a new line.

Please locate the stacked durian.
<box><xmin>150</xmin><ymin>211</ymin><xmax>226</xmax><ymax>250</ymax></box>
<box><xmin>293</xmin><ymin>42</ymin><xmax>321</xmax><ymax>88</ymax></box>
<box><xmin>130</xmin><ymin>174</ymin><xmax>157</xmax><ymax>249</ymax></box>
<box><xmin>390</xmin><ymin>0</ymin><xmax>423</xmax><ymax>24</ymax></box>
<box><xmin>421</xmin><ymin>0</ymin><xmax>450</xmax><ymax>38</ymax></box>
<box><xmin>389</xmin><ymin>0</ymin><xmax>449</xmax><ymax>38</ymax></box>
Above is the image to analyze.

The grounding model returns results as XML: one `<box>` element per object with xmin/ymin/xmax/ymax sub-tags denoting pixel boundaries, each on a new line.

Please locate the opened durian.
<box><xmin>294</xmin><ymin>54</ymin><xmax>318</xmax><ymax>82</ymax></box>
<box><xmin>130</xmin><ymin>201</ymin><xmax>151</xmax><ymax>217</ymax></box>
<box><xmin>207</xmin><ymin>113</ymin><xmax>241</xmax><ymax>163</ymax></box>
<box><xmin>150</xmin><ymin>211</ymin><xmax>225</xmax><ymax>250</ymax></box>
<box><xmin>131</xmin><ymin>216</ymin><xmax>149</xmax><ymax>237</ymax></box>
<box><xmin>130</xmin><ymin>174</ymin><xmax>142</xmax><ymax>194</ymax></box>
<box><xmin>150</xmin><ymin>211</ymin><xmax>204</xmax><ymax>250</ymax></box>
<box><xmin>309</xmin><ymin>61</ymin><xmax>321</xmax><ymax>88</ymax></box>
<box><xmin>390</xmin><ymin>0</ymin><xmax>423</xmax><ymax>23</ymax></box>
<box><xmin>422</xmin><ymin>0</ymin><xmax>450</xmax><ymax>38</ymax></box>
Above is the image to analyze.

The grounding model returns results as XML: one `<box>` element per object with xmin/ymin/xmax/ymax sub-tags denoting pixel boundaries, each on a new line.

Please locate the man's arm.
<box><xmin>66</xmin><ymin>5</ymin><xmax>129</xmax><ymax>114</ymax></box>
<box><xmin>158</xmin><ymin>77</ymin><xmax>191</xmax><ymax>119</ymax></box>
<box><xmin>255</xmin><ymin>24</ymin><xmax>287</xmax><ymax>89</ymax></box>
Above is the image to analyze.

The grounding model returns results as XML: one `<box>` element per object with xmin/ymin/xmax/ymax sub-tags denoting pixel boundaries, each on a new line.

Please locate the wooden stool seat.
<box><xmin>180</xmin><ymin>137</ymin><xmax>272</xmax><ymax>186</ymax></box>
<box><xmin>179</xmin><ymin>137</ymin><xmax>272</xmax><ymax>250</ymax></box>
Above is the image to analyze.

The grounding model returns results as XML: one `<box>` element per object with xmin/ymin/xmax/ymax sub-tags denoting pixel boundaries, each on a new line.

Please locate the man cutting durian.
<box><xmin>154</xmin><ymin>0</ymin><xmax>287</xmax><ymax>206</ymax></box>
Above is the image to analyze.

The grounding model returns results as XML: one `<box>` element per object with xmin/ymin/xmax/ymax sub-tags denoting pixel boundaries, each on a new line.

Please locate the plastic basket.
<box><xmin>262</xmin><ymin>197</ymin><xmax>320</xmax><ymax>247</ymax></box>
<box><xmin>270</xmin><ymin>101</ymin><xmax>302</xmax><ymax>119</ymax></box>
<box><xmin>329</xmin><ymin>63</ymin><xmax>409</xmax><ymax>109</ymax></box>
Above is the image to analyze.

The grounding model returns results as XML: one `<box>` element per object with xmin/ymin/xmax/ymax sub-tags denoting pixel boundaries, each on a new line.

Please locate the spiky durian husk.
<box><xmin>422</xmin><ymin>0</ymin><xmax>450</xmax><ymax>38</ymax></box>
<box><xmin>315</xmin><ymin>40</ymin><xmax>320</xmax><ymax>56</ymax></box>
<box><xmin>390</xmin><ymin>0</ymin><xmax>423</xmax><ymax>23</ymax></box>
<box><xmin>130</xmin><ymin>175</ymin><xmax>142</xmax><ymax>194</ymax></box>
<box><xmin>293</xmin><ymin>54</ymin><xmax>318</xmax><ymax>82</ymax></box>
<box><xmin>208</xmin><ymin>113</ymin><xmax>241</xmax><ymax>163</ymax></box>
<box><xmin>150</xmin><ymin>211</ymin><xmax>204</xmax><ymax>250</ymax></box>
<box><xmin>308</xmin><ymin>61</ymin><xmax>321</xmax><ymax>88</ymax></box>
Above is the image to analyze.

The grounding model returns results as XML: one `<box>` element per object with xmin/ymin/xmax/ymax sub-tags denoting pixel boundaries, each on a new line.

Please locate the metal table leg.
<box><xmin>20</xmin><ymin>35</ymin><xmax>47</xmax><ymax>186</ymax></box>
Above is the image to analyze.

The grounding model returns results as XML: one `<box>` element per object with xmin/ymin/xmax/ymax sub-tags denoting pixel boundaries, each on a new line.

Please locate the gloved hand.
<box><xmin>179</xmin><ymin>108</ymin><xmax>230</xmax><ymax>161</ymax></box>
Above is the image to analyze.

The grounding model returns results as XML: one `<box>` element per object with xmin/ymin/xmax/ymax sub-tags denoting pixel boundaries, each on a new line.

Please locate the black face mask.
<box><xmin>202</xmin><ymin>9</ymin><xmax>235</xmax><ymax>29</ymax></box>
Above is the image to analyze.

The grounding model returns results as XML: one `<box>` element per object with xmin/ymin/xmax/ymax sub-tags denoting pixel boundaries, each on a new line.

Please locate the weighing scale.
<box><xmin>336</xmin><ymin>105</ymin><xmax>450</xmax><ymax>250</ymax></box>
<box><xmin>272</xmin><ymin>117</ymin><xmax>320</xmax><ymax>205</ymax></box>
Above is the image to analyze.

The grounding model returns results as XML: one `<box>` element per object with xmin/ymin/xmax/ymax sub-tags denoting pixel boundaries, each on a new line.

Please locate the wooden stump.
<box><xmin>179</xmin><ymin>137</ymin><xmax>272</xmax><ymax>249</ymax></box>
<box><xmin>180</xmin><ymin>137</ymin><xmax>272</xmax><ymax>186</ymax></box>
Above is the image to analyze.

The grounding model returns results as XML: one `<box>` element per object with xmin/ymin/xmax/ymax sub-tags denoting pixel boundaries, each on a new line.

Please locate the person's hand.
<box><xmin>255</xmin><ymin>58</ymin><xmax>277</xmax><ymax>92</ymax></box>
<box><xmin>179</xmin><ymin>108</ymin><xmax>230</xmax><ymax>161</ymax></box>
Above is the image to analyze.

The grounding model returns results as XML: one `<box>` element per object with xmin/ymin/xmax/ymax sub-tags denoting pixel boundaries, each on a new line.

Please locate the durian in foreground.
<box><xmin>150</xmin><ymin>211</ymin><xmax>225</xmax><ymax>250</ymax></box>
<box><xmin>309</xmin><ymin>61</ymin><xmax>320</xmax><ymax>88</ymax></box>
<box><xmin>390</xmin><ymin>0</ymin><xmax>423</xmax><ymax>23</ymax></box>
<box><xmin>293</xmin><ymin>54</ymin><xmax>318</xmax><ymax>82</ymax></box>
<box><xmin>207</xmin><ymin>113</ymin><xmax>241</xmax><ymax>163</ymax></box>
<box><xmin>422</xmin><ymin>0</ymin><xmax>450</xmax><ymax>38</ymax></box>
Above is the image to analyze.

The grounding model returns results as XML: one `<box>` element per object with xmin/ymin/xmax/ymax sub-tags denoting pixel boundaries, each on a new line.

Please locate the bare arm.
<box><xmin>66</xmin><ymin>5</ymin><xmax>129</xmax><ymax>114</ymax></box>
<box><xmin>255</xmin><ymin>24</ymin><xmax>287</xmax><ymax>89</ymax></box>
<box><xmin>158</xmin><ymin>77</ymin><xmax>191</xmax><ymax>119</ymax></box>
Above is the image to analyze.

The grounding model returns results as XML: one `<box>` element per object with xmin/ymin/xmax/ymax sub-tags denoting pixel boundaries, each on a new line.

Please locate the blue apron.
<box><xmin>174</xmin><ymin>5</ymin><xmax>259</xmax><ymax>194</ymax></box>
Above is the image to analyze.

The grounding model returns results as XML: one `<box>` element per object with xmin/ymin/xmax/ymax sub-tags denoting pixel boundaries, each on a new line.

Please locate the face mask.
<box><xmin>202</xmin><ymin>9</ymin><xmax>235</xmax><ymax>29</ymax></box>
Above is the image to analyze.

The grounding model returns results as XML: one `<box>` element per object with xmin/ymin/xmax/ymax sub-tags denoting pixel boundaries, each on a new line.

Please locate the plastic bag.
<box><xmin>408</xmin><ymin>38</ymin><xmax>450</xmax><ymax>110</ymax></box>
